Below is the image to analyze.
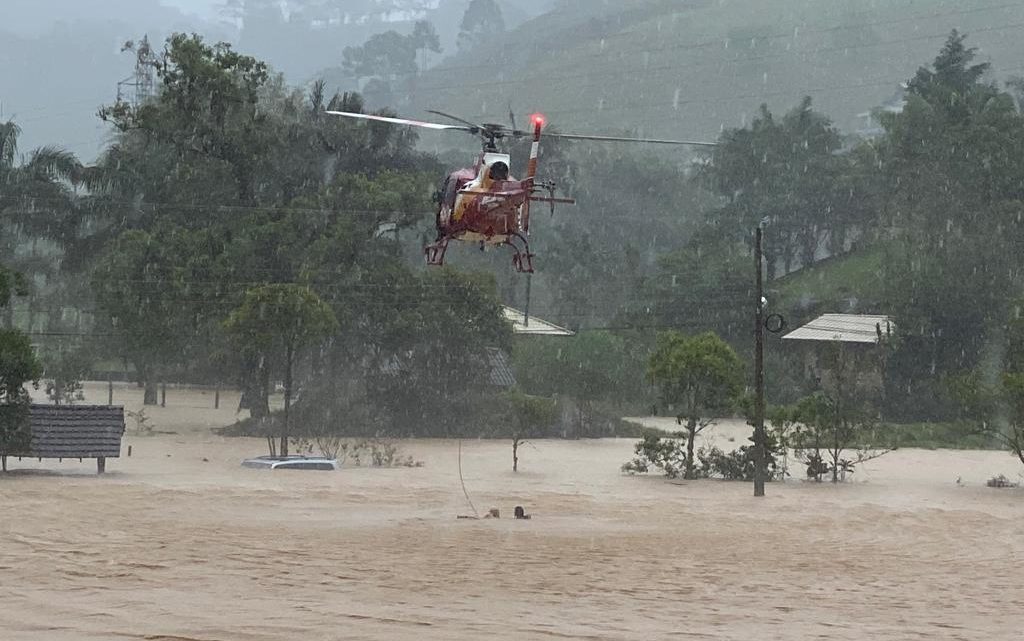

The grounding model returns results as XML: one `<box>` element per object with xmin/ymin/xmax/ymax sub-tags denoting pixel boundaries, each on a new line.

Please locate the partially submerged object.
<box><xmin>241</xmin><ymin>455</ymin><xmax>338</xmax><ymax>471</ymax></box>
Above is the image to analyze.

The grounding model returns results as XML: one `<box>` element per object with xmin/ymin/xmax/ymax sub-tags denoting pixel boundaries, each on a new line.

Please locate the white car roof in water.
<box><xmin>241</xmin><ymin>456</ymin><xmax>338</xmax><ymax>470</ymax></box>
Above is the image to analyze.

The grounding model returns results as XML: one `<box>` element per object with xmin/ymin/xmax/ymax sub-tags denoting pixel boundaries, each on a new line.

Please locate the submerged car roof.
<box><xmin>241</xmin><ymin>456</ymin><xmax>338</xmax><ymax>470</ymax></box>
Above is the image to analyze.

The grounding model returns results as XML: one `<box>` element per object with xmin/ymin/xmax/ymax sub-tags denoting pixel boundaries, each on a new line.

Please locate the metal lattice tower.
<box><xmin>116</xmin><ymin>35</ymin><xmax>158</xmax><ymax>107</ymax></box>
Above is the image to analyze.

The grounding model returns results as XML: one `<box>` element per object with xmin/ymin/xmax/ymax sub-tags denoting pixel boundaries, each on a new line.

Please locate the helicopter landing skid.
<box><xmin>425</xmin><ymin>237</ymin><xmax>450</xmax><ymax>266</ymax></box>
<box><xmin>508</xmin><ymin>233</ymin><xmax>535</xmax><ymax>274</ymax></box>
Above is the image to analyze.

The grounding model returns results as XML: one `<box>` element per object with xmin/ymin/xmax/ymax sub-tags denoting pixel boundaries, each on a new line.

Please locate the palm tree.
<box><xmin>0</xmin><ymin>120</ymin><xmax>82</xmax><ymax>328</ymax></box>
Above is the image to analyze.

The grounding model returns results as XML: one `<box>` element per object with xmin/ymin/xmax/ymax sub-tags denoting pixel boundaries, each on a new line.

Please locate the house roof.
<box><xmin>24</xmin><ymin>404</ymin><xmax>126</xmax><ymax>459</ymax></box>
<box><xmin>783</xmin><ymin>314</ymin><xmax>893</xmax><ymax>344</ymax></box>
<box><xmin>502</xmin><ymin>306</ymin><xmax>574</xmax><ymax>336</ymax></box>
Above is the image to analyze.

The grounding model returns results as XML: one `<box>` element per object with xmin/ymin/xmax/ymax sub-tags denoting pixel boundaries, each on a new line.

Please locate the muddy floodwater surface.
<box><xmin>2</xmin><ymin>384</ymin><xmax>1023</xmax><ymax>640</ymax></box>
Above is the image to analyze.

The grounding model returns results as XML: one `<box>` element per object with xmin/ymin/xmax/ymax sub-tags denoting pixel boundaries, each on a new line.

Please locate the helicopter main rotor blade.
<box><xmin>425</xmin><ymin>110</ymin><xmax>486</xmax><ymax>130</ymax></box>
<box><xmin>542</xmin><ymin>132</ymin><xmax>717</xmax><ymax>147</ymax></box>
<box><xmin>325</xmin><ymin>110</ymin><xmax>474</xmax><ymax>132</ymax></box>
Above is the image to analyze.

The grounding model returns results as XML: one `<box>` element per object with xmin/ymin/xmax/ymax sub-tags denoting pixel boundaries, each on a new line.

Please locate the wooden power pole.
<box><xmin>753</xmin><ymin>225</ymin><xmax>767</xmax><ymax>497</ymax></box>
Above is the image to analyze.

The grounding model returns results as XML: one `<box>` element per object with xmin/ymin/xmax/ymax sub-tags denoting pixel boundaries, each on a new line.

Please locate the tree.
<box><xmin>89</xmin><ymin>35</ymin><xmax>438</xmax><ymax>426</ymax></box>
<box><xmin>411</xmin><ymin>20</ymin><xmax>442</xmax><ymax>67</ymax></box>
<box><xmin>514</xmin><ymin>331</ymin><xmax>649</xmax><ymax>436</ymax></box>
<box><xmin>224</xmin><ymin>284</ymin><xmax>338</xmax><ymax>457</ymax></box>
<box><xmin>0</xmin><ymin>274</ymin><xmax>41</xmax><ymax>471</ymax></box>
<box><xmin>91</xmin><ymin>228</ymin><xmax>197</xmax><ymax>404</ymax></box>
<box><xmin>0</xmin><ymin>119</ymin><xmax>82</xmax><ymax>329</ymax></box>
<box><xmin>0</xmin><ymin>265</ymin><xmax>27</xmax><ymax>314</ymax></box>
<box><xmin>647</xmin><ymin>331</ymin><xmax>744</xmax><ymax>479</ymax></box>
<box><xmin>365</xmin><ymin>268</ymin><xmax>512</xmax><ymax>437</ymax></box>
<box><xmin>457</xmin><ymin>0</ymin><xmax>505</xmax><ymax>52</ymax></box>
<box><xmin>786</xmin><ymin>344</ymin><xmax>892</xmax><ymax>482</ymax></box>
<box><xmin>960</xmin><ymin>360</ymin><xmax>1024</xmax><ymax>470</ymax></box>
<box><xmin>99</xmin><ymin>34</ymin><xmax>271</xmax><ymax>206</ymax></box>
<box><xmin>502</xmin><ymin>390</ymin><xmax>558</xmax><ymax>472</ymax></box>
<box><xmin>42</xmin><ymin>346</ymin><xmax>91</xmax><ymax>406</ymax></box>
<box><xmin>876</xmin><ymin>32</ymin><xmax>1024</xmax><ymax>416</ymax></box>
<box><xmin>342</xmin><ymin>30</ymin><xmax>418</xmax><ymax>84</ymax></box>
<box><xmin>701</xmin><ymin>98</ymin><xmax>851</xmax><ymax>279</ymax></box>
<box><xmin>628</xmin><ymin>240</ymin><xmax>752</xmax><ymax>343</ymax></box>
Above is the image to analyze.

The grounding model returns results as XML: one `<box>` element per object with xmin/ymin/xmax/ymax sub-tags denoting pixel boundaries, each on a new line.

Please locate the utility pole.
<box><xmin>753</xmin><ymin>224</ymin><xmax>767</xmax><ymax>497</ymax></box>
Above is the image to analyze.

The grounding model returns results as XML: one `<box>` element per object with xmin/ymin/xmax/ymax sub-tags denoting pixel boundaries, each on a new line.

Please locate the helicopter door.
<box><xmin>437</xmin><ymin>176</ymin><xmax>459</xmax><ymax>228</ymax></box>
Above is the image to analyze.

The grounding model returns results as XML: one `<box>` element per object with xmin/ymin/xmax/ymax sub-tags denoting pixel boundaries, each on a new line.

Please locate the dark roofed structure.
<box><xmin>20</xmin><ymin>405</ymin><xmax>126</xmax><ymax>473</ymax></box>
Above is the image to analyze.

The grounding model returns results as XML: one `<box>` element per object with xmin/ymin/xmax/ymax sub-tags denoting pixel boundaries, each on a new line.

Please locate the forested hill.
<box><xmin>409</xmin><ymin>0</ymin><xmax>1024</xmax><ymax>139</ymax></box>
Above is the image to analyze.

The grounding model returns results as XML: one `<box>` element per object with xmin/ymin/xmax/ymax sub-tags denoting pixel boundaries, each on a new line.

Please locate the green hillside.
<box><xmin>771</xmin><ymin>244</ymin><xmax>887</xmax><ymax>318</ymax></box>
<box><xmin>409</xmin><ymin>0</ymin><xmax>1024</xmax><ymax>140</ymax></box>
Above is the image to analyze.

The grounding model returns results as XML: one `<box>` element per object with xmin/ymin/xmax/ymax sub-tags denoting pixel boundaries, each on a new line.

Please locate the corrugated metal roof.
<box><xmin>23</xmin><ymin>405</ymin><xmax>125</xmax><ymax>458</ymax></box>
<box><xmin>503</xmin><ymin>306</ymin><xmax>574</xmax><ymax>336</ymax></box>
<box><xmin>783</xmin><ymin>314</ymin><xmax>893</xmax><ymax>344</ymax></box>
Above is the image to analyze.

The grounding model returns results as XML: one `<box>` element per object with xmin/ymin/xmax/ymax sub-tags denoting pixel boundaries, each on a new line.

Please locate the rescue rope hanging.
<box><xmin>458</xmin><ymin>439</ymin><xmax>479</xmax><ymax>518</ymax></box>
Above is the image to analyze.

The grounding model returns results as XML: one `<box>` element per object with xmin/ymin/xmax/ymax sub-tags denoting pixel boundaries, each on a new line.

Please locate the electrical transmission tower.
<box><xmin>116</xmin><ymin>35</ymin><xmax>158</xmax><ymax>107</ymax></box>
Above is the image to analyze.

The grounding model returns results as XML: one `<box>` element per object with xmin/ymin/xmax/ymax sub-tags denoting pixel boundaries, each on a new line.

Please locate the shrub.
<box><xmin>623</xmin><ymin>436</ymin><xmax>779</xmax><ymax>481</ymax></box>
<box><xmin>291</xmin><ymin>436</ymin><xmax>423</xmax><ymax>468</ymax></box>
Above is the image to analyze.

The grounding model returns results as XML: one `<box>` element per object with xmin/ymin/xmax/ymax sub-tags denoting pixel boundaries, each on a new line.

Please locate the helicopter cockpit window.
<box><xmin>489</xmin><ymin>162</ymin><xmax>509</xmax><ymax>182</ymax></box>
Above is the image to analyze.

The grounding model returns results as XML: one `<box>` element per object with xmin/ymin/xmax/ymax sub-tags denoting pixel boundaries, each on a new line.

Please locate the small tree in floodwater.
<box><xmin>954</xmin><ymin>373</ymin><xmax>1024</xmax><ymax>471</ymax></box>
<box><xmin>43</xmin><ymin>347</ymin><xmax>91</xmax><ymax>406</ymax></box>
<box><xmin>786</xmin><ymin>344</ymin><xmax>893</xmax><ymax>482</ymax></box>
<box><xmin>502</xmin><ymin>391</ymin><xmax>558</xmax><ymax>472</ymax></box>
<box><xmin>647</xmin><ymin>331</ymin><xmax>744</xmax><ymax>479</ymax></box>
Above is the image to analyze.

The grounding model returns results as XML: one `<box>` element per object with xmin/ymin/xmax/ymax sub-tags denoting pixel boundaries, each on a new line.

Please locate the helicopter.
<box><xmin>326</xmin><ymin>108</ymin><xmax>716</xmax><ymax>273</ymax></box>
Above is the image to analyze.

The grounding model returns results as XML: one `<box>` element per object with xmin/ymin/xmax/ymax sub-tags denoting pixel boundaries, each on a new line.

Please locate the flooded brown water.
<box><xmin>2</xmin><ymin>384</ymin><xmax>1023</xmax><ymax>640</ymax></box>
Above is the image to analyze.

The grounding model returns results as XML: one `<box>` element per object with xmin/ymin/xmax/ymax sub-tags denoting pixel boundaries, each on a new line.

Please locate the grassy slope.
<box><xmin>770</xmin><ymin>243</ymin><xmax>887</xmax><ymax>316</ymax></box>
<box><xmin>411</xmin><ymin>0</ymin><xmax>1024</xmax><ymax>140</ymax></box>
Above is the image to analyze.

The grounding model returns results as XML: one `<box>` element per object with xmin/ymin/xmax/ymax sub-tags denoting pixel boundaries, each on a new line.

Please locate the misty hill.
<box><xmin>407</xmin><ymin>0</ymin><xmax>1024</xmax><ymax>139</ymax></box>
<box><xmin>0</xmin><ymin>0</ymin><xmax>556</xmax><ymax>162</ymax></box>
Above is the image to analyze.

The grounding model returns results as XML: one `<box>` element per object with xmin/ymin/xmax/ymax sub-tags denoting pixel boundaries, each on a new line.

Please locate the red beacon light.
<box><xmin>530</xmin><ymin>113</ymin><xmax>546</xmax><ymax>127</ymax></box>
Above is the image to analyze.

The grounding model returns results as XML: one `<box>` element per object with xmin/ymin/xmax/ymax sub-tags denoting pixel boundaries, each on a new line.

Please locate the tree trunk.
<box><xmin>685</xmin><ymin>417</ymin><xmax>697</xmax><ymax>480</ymax></box>
<box><xmin>280</xmin><ymin>343</ymin><xmax>294</xmax><ymax>458</ymax></box>
<box><xmin>512</xmin><ymin>437</ymin><xmax>520</xmax><ymax>472</ymax></box>
<box><xmin>1</xmin><ymin>455</ymin><xmax>6</xmax><ymax>472</ymax></box>
<box><xmin>830</xmin><ymin>424</ymin><xmax>842</xmax><ymax>483</ymax></box>
<box><xmin>142</xmin><ymin>364</ymin><xmax>158</xmax><ymax>406</ymax></box>
<box><xmin>249</xmin><ymin>365</ymin><xmax>271</xmax><ymax>420</ymax></box>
